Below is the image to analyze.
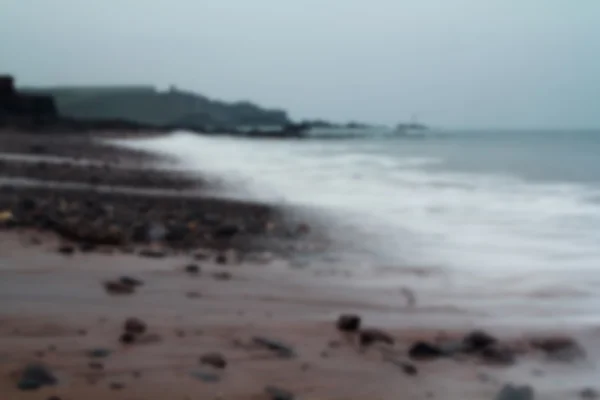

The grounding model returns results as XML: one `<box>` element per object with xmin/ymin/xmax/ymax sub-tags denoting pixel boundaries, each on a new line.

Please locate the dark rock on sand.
<box><xmin>265</xmin><ymin>385</ymin><xmax>295</xmax><ymax>400</ymax></box>
<box><xmin>120</xmin><ymin>276</ymin><xmax>144</xmax><ymax>287</ymax></box>
<box><xmin>359</xmin><ymin>328</ymin><xmax>394</xmax><ymax>347</ymax></box>
<box><xmin>58</xmin><ymin>244</ymin><xmax>75</xmax><ymax>255</ymax></box>
<box><xmin>408</xmin><ymin>341</ymin><xmax>444</xmax><ymax>360</ymax></box>
<box><xmin>253</xmin><ymin>336</ymin><xmax>296</xmax><ymax>358</ymax></box>
<box><xmin>109</xmin><ymin>382</ymin><xmax>125</xmax><ymax>390</ymax></box>
<box><xmin>495</xmin><ymin>384</ymin><xmax>535</xmax><ymax>400</ymax></box>
<box><xmin>17</xmin><ymin>364</ymin><xmax>58</xmax><ymax>391</ymax></box>
<box><xmin>200</xmin><ymin>352</ymin><xmax>227</xmax><ymax>369</ymax></box>
<box><xmin>581</xmin><ymin>388</ymin><xmax>599</xmax><ymax>399</ymax></box>
<box><xmin>87</xmin><ymin>348</ymin><xmax>112</xmax><ymax>358</ymax></box>
<box><xmin>336</xmin><ymin>314</ymin><xmax>361</xmax><ymax>333</ymax></box>
<box><xmin>124</xmin><ymin>317</ymin><xmax>147</xmax><ymax>335</ymax></box>
<box><xmin>120</xmin><ymin>333</ymin><xmax>136</xmax><ymax>344</ymax></box>
<box><xmin>530</xmin><ymin>337</ymin><xmax>585</xmax><ymax>362</ymax></box>
<box><xmin>216</xmin><ymin>253</ymin><xmax>228</xmax><ymax>265</ymax></box>
<box><xmin>480</xmin><ymin>345</ymin><xmax>516</xmax><ymax>366</ymax></box>
<box><xmin>389</xmin><ymin>359</ymin><xmax>418</xmax><ymax>376</ymax></box>
<box><xmin>104</xmin><ymin>281</ymin><xmax>135</xmax><ymax>295</ymax></box>
<box><xmin>463</xmin><ymin>330</ymin><xmax>498</xmax><ymax>352</ymax></box>
<box><xmin>185</xmin><ymin>264</ymin><xmax>201</xmax><ymax>274</ymax></box>
<box><xmin>88</xmin><ymin>361</ymin><xmax>104</xmax><ymax>370</ymax></box>
<box><xmin>139</xmin><ymin>248</ymin><xmax>167</xmax><ymax>258</ymax></box>
<box><xmin>213</xmin><ymin>271</ymin><xmax>232</xmax><ymax>281</ymax></box>
<box><xmin>190</xmin><ymin>370</ymin><xmax>221</xmax><ymax>383</ymax></box>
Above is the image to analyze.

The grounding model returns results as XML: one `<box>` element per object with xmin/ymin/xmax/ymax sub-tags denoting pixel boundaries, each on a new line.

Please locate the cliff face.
<box><xmin>0</xmin><ymin>76</ymin><xmax>58</xmax><ymax>126</ymax></box>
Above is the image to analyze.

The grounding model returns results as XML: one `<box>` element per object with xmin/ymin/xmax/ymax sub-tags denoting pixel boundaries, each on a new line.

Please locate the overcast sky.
<box><xmin>2</xmin><ymin>1</ymin><xmax>599</xmax><ymax>129</ymax></box>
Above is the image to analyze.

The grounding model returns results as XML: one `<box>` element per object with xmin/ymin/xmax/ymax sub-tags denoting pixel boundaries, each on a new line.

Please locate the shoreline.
<box><xmin>0</xmin><ymin>128</ymin><xmax>596</xmax><ymax>399</ymax></box>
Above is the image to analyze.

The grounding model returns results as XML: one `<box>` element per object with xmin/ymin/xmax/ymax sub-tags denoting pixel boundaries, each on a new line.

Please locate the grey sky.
<box><xmin>2</xmin><ymin>1</ymin><xmax>599</xmax><ymax>129</ymax></box>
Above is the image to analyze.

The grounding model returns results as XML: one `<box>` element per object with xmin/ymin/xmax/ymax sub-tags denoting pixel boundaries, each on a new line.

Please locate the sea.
<box><xmin>118</xmin><ymin>128</ymin><xmax>600</xmax><ymax>331</ymax></box>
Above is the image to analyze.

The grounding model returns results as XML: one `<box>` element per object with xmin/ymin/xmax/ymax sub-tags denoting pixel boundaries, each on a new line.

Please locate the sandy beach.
<box><xmin>0</xmin><ymin>129</ymin><xmax>597</xmax><ymax>400</ymax></box>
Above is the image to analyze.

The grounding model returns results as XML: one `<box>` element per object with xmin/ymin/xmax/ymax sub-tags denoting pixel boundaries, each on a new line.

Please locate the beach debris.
<box><xmin>138</xmin><ymin>248</ymin><xmax>166</xmax><ymax>258</ymax></box>
<box><xmin>359</xmin><ymin>328</ymin><xmax>395</xmax><ymax>347</ymax></box>
<box><xmin>495</xmin><ymin>384</ymin><xmax>535</xmax><ymax>400</ymax></box>
<box><xmin>213</xmin><ymin>271</ymin><xmax>232</xmax><ymax>281</ymax></box>
<box><xmin>58</xmin><ymin>243</ymin><xmax>75</xmax><ymax>255</ymax></box>
<box><xmin>463</xmin><ymin>330</ymin><xmax>498</xmax><ymax>352</ymax></box>
<box><xmin>336</xmin><ymin>314</ymin><xmax>361</xmax><ymax>333</ymax></box>
<box><xmin>185</xmin><ymin>264</ymin><xmax>201</xmax><ymax>274</ymax></box>
<box><xmin>124</xmin><ymin>317</ymin><xmax>147</xmax><ymax>335</ymax></box>
<box><xmin>252</xmin><ymin>336</ymin><xmax>296</xmax><ymax>358</ymax></box>
<box><xmin>265</xmin><ymin>385</ymin><xmax>295</xmax><ymax>400</ymax></box>
<box><xmin>408</xmin><ymin>341</ymin><xmax>444</xmax><ymax>360</ymax></box>
<box><xmin>16</xmin><ymin>364</ymin><xmax>58</xmax><ymax>391</ymax></box>
<box><xmin>580</xmin><ymin>388</ymin><xmax>599</xmax><ymax>399</ymax></box>
<box><xmin>200</xmin><ymin>352</ymin><xmax>227</xmax><ymax>369</ymax></box>
<box><xmin>530</xmin><ymin>336</ymin><xmax>585</xmax><ymax>362</ymax></box>
<box><xmin>190</xmin><ymin>370</ymin><xmax>221</xmax><ymax>383</ymax></box>
<box><xmin>87</xmin><ymin>348</ymin><xmax>112</xmax><ymax>358</ymax></box>
<box><xmin>103</xmin><ymin>280</ymin><xmax>135</xmax><ymax>295</ymax></box>
<box><xmin>47</xmin><ymin>396</ymin><xmax>62</xmax><ymax>400</ymax></box>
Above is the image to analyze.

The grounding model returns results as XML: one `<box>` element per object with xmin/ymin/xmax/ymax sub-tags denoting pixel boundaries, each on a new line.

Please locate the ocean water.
<box><xmin>118</xmin><ymin>129</ymin><xmax>600</xmax><ymax>329</ymax></box>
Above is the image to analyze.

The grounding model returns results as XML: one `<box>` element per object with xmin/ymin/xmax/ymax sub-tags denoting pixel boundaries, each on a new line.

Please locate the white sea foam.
<box><xmin>116</xmin><ymin>131</ymin><xmax>600</xmax><ymax>327</ymax></box>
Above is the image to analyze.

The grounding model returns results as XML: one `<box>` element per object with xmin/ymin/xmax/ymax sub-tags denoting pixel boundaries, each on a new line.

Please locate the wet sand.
<box><xmin>0</xmin><ymin>129</ymin><xmax>597</xmax><ymax>400</ymax></box>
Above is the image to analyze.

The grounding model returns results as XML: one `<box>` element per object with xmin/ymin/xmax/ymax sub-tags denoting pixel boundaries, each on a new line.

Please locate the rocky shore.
<box><xmin>0</xmin><ymin>129</ymin><xmax>597</xmax><ymax>400</ymax></box>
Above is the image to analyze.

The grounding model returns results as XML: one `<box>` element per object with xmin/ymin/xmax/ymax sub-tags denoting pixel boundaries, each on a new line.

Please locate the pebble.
<box><xmin>253</xmin><ymin>336</ymin><xmax>296</xmax><ymax>358</ymax></box>
<box><xmin>104</xmin><ymin>281</ymin><xmax>135</xmax><ymax>295</ymax></box>
<box><xmin>87</xmin><ymin>348</ymin><xmax>111</xmax><ymax>358</ymax></box>
<box><xmin>336</xmin><ymin>314</ymin><xmax>361</xmax><ymax>332</ymax></box>
<box><xmin>495</xmin><ymin>384</ymin><xmax>535</xmax><ymax>400</ymax></box>
<box><xmin>359</xmin><ymin>328</ymin><xmax>395</xmax><ymax>347</ymax></box>
<box><xmin>124</xmin><ymin>317</ymin><xmax>147</xmax><ymax>335</ymax></box>
<box><xmin>139</xmin><ymin>249</ymin><xmax>166</xmax><ymax>258</ymax></box>
<box><xmin>58</xmin><ymin>244</ymin><xmax>75</xmax><ymax>255</ymax></box>
<box><xmin>408</xmin><ymin>341</ymin><xmax>444</xmax><ymax>360</ymax></box>
<box><xmin>185</xmin><ymin>264</ymin><xmax>201</xmax><ymax>274</ymax></box>
<box><xmin>265</xmin><ymin>385</ymin><xmax>295</xmax><ymax>400</ymax></box>
<box><xmin>200</xmin><ymin>352</ymin><xmax>227</xmax><ymax>369</ymax></box>
<box><xmin>213</xmin><ymin>271</ymin><xmax>232</xmax><ymax>281</ymax></box>
<box><xmin>190</xmin><ymin>370</ymin><xmax>221</xmax><ymax>383</ymax></box>
<box><xmin>17</xmin><ymin>364</ymin><xmax>58</xmax><ymax>391</ymax></box>
<box><xmin>463</xmin><ymin>330</ymin><xmax>497</xmax><ymax>351</ymax></box>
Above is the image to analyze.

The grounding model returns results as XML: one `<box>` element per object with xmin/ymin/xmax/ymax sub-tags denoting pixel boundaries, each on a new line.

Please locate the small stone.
<box><xmin>359</xmin><ymin>328</ymin><xmax>395</xmax><ymax>347</ymax></box>
<box><xmin>185</xmin><ymin>264</ymin><xmax>200</xmax><ymax>274</ymax></box>
<box><xmin>463</xmin><ymin>330</ymin><xmax>497</xmax><ymax>351</ymax></box>
<box><xmin>215</xmin><ymin>253</ymin><xmax>227</xmax><ymax>265</ymax></box>
<box><xmin>47</xmin><ymin>396</ymin><xmax>62</xmax><ymax>400</ymax></box>
<box><xmin>265</xmin><ymin>385</ymin><xmax>295</xmax><ymax>400</ymax></box>
<box><xmin>190</xmin><ymin>370</ymin><xmax>221</xmax><ymax>383</ymax></box>
<box><xmin>581</xmin><ymin>388</ymin><xmax>599</xmax><ymax>399</ymax></box>
<box><xmin>408</xmin><ymin>341</ymin><xmax>444</xmax><ymax>360</ymax></box>
<box><xmin>79</xmin><ymin>242</ymin><xmax>96</xmax><ymax>252</ymax></box>
<box><xmin>124</xmin><ymin>317</ymin><xmax>147</xmax><ymax>335</ymax></box>
<box><xmin>336</xmin><ymin>314</ymin><xmax>361</xmax><ymax>332</ymax></box>
<box><xmin>89</xmin><ymin>361</ymin><xmax>104</xmax><ymax>370</ymax></box>
<box><xmin>17</xmin><ymin>364</ymin><xmax>58</xmax><ymax>391</ymax></box>
<box><xmin>87</xmin><ymin>348</ymin><xmax>111</xmax><ymax>358</ymax></box>
<box><xmin>530</xmin><ymin>336</ymin><xmax>585</xmax><ymax>362</ymax></box>
<box><xmin>480</xmin><ymin>346</ymin><xmax>516</xmax><ymax>366</ymax></box>
<box><xmin>200</xmin><ymin>352</ymin><xmax>227</xmax><ymax>369</ymax></box>
<box><xmin>120</xmin><ymin>332</ymin><xmax>136</xmax><ymax>344</ymax></box>
<box><xmin>139</xmin><ymin>248</ymin><xmax>166</xmax><ymax>258</ymax></box>
<box><xmin>186</xmin><ymin>291</ymin><xmax>202</xmax><ymax>299</ymax></box>
<box><xmin>103</xmin><ymin>281</ymin><xmax>134</xmax><ymax>295</ymax></box>
<box><xmin>35</xmin><ymin>350</ymin><xmax>45</xmax><ymax>358</ymax></box>
<box><xmin>109</xmin><ymin>382</ymin><xmax>125</xmax><ymax>390</ymax></box>
<box><xmin>495</xmin><ymin>384</ymin><xmax>535</xmax><ymax>400</ymax></box>
<box><xmin>58</xmin><ymin>244</ymin><xmax>75</xmax><ymax>255</ymax></box>
<box><xmin>328</xmin><ymin>340</ymin><xmax>341</xmax><ymax>349</ymax></box>
<box><xmin>213</xmin><ymin>224</ymin><xmax>240</xmax><ymax>239</ymax></box>
<box><xmin>120</xmin><ymin>276</ymin><xmax>143</xmax><ymax>287</ymax></box>
<box><xmin>253</xmin><ymin>336</ymin><xmax>296</xmax><ymax>358</ymax></box>
<box><xmin>78</xmin><ymin>329</ymin><xmax>88</xmax><ymax>336</ymax></box>
<box><xmin>213</xmin><ymin>271</ymin><xmax>232</xmax><ymax>281</ymax></box>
